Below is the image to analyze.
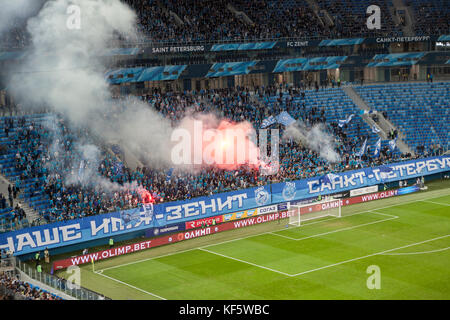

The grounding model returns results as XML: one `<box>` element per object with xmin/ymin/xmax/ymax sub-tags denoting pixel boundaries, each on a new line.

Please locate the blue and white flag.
<box><xmin>378</xmin><ymin>164</ymin><xmax>393</xmax><ymax>180</ymax></box>
<box><xmin>373</xmin><ymin>138</ymin><xmax>381</xmax><ymax>157</ymax></box>
<box><xmin>371</xmin><ymin>125</ymin><xmax>381</xmax><ymax>134</ymax></box>
<box><xmin>356</xmin><ymin>138</ymin><xmax>368</xmax><ymax>157</ymax></box>
<box><xmin>379</xmin><ymin>165</ymin><xmax>393</xmax><ymax>173</ymax></box>
<box><xmin>260</xmin><ymin>115</ymin><xmax>277</xmax><ymax>128</ymax></box>
<box><xmin>338</xmin><ymin>114</ymin><xmax>354</xmax><ymax>128</ymax></box>
<box><xmin>113</xmin><ymin>161</ymin><xmax>124</xmax><ymax>175</ymax></box>
<box><xmin>276</xmin><ymin>111</ymin><xmax>296</xmax><ymax>127</ymax></box>
<box><xmin>319</xmin><ymin>172</ymin><xmax>340</xmax><ymax>186</ymax></box>
<box><xmin>166</xmin><ymin>168</ymin><xmax>174</xmax><ymax>182</ymax></box>
<box><xmin>389</xmin><ymin>138</ymin><xmax>397</xmax><ymax>152</ymax></box>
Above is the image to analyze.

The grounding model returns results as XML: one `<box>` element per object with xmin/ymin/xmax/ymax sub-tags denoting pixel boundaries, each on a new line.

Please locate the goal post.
<box><xmin>288</xmin><ymin>198</ymin><xmax>341</xmax><ymax>227</ymax></box>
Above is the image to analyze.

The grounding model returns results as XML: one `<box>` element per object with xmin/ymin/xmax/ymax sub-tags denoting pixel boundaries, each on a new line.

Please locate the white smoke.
<box><xmin>0</xmin><ymin>0</ymin><xmax>43</xmax><ymax>36</ymax></box>
<box><xmin>7</xmin><ymin>0</ymin><xmax>177</xmax><ymax>174</ymax></box>
<box><xmin>283</xmin><ymin>121</ymin><xmax>341</xmax><ymax>163</ymax></box>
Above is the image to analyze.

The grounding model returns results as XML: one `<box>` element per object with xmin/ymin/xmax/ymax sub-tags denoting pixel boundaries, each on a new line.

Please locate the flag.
<box><xmin>378</xmin><ymin>165</ymin><xmax>393</xmax><ymax>180</ymax></box>
<box><xmin>113</xmin><ymin>161</ymin><xmax>123</xmax><ymax>175</ymax></box>
<box><xmin>356</xmin><ymin>138</ymin><xmax>367</xmax><ymax>157</ymax></box>
<box><xmin>360</xmin><ymin>110</ymin><xmax>377</xmax><ymax>115</ymax></box>
<box><xmin>338</xmin><ymin>114</ymin><xmax>354</xmax><ymax>128</ymax></box>
<box><xmin>78</xmin><ymin>160</ymin><xmax>84</xmax><ymax>180</ymax></box>
<box><xmin>379</xmin><ymin>165</ymin><xmax>393</xmax><ymax>173</ymax></box>
<box><xmin>389</xmin><ymin>138</ymin><xmax>397</xmax><ymax>152</ymax></box>
<box><xmin>276</xmin><ymin>111</ymin><xmax>296</xmax><ymax>126</ymax></box>
<box><xmin>166</xmin><ymin>168</ymin><xmax>174</xmax><ymax>182</ymax></box>
<box><xmin>319</xmin><ymin>172</ymin><xmax>340</xmax><ymax>186</ymax></box>
<box><xmin>371</xmin><ymin>125</ymin><xmax>381</xmax><ymax>134</ymax></box>
<box><xmin>260</xmin><ymin>115</ymin><xmax>277</xmax><ymax>128</ymax></box>
<box><xmin>373</xmin><ymin>138</ymin><xmax>381</xmax><ymax>157</ymax></box>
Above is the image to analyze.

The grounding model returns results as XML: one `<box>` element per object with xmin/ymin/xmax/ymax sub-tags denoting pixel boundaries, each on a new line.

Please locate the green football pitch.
<box><xmin>56</xmin><ymin>181</ymin><xmax>450</xmax><ymax>300</ymax></box>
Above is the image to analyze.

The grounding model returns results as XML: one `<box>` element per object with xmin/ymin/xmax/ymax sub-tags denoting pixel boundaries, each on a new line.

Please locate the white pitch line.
<box><xmin>94</xmin><ymin>271</ymin><xmax>166</xmax><ymax>300</ymax></box>
<box><xmin>290</xmin><ymin>234</ymin><xmax>450</xmax><ymax>277</ymax></box>
<box><xmin>420</xmin><ymin>200</ymin><xmax>450</xmax><ymax>207</ymax></box>
<box><xmin>367</xmin><ymin>210</ymin><xmax>399</xmax><ymax>218</ymax></box>
<box><xmin>198</xmin><ymin>248</ymin><xmax>292</xmax><ymax>277</ymax></box>
<box><xmin>269</xmin><ymin>214</ymin><xmax>398</xmax><ymax>241</ymax></box>
<box><xmin>98</xmin><ymin>193</ymin><xmax>449</xmax><ymax>273</ymax></box>
<box><xmin>381</xmin><ymin>247</ymin><xmax>450</xmax><ymax>256</ymax></box>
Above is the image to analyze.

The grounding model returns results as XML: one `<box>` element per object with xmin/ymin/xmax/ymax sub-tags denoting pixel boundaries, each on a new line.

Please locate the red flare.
<box><xmin>137</xmin><ymin>187</ymin><xmax>154</xmax><ymax>204</ymax></box>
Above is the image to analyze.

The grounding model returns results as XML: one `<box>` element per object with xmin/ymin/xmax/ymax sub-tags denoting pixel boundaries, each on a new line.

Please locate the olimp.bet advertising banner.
<box><xmin>272</xmin><ymin>156</ymin><xmax>449</xmax><ymax>204</ymax></box>
<box><xmin>1</xmin><ymin>156</ymin><xmax>449</xmax><ymax>255</ymax></box>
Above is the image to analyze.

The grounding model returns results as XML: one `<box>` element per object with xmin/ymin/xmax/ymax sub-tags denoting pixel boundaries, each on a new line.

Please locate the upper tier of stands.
<box><xmin>406</xmin><ymin>0</ymin><xmax>450</xmax><ymax>35</ymax></box>
<box><xmin>1</xmin><ymin>0</ymin><xmax>448</xmax><ymax>48</ymax></box>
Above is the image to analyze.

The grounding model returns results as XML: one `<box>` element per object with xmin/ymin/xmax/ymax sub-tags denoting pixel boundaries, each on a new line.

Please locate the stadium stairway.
<box><xmin>0</xmin><ymin>172</ymin><xmax>40</xmax><ymax>224</ymax></box>
<box><xmin>227</xmin><ymin>3</ymin><xmax>253</xmax><ymax>25</ymax></box>
<box><xmin>343</xmin><ymin>86</ymin><xmax>413</xmax><ymax>155</ymax></box>
<box><xmin>391</xmin><ymin>0</ymin><xmax>415</xmax><ymax>36</ymax></box>
<box><xmin>305</xmin><ymin>0</ymin><xmax>326</xmax><ymax>27</ymax></box>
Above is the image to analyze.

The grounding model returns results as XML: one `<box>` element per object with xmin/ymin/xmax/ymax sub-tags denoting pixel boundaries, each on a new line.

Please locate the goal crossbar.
<box><xmin>288</xmin><ymin>198</ymin><xmax>341</xmax><ymax>227</ymax></box>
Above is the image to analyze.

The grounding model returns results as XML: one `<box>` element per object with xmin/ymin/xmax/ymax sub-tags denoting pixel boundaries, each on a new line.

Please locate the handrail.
<box><xmin>14</xmin><ymin>257</ymin><xmax>111</xmax><ymax>300</ymax></box>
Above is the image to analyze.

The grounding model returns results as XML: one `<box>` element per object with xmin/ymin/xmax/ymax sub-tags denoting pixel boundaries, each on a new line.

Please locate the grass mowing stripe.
<box><xmin>94</xmin><ymin>271</ymin><xmax>167</xmax><ymax>300</ymax></box>
<box><xmin>198</xmin><ymin>248</ymin><xmax>292</xmax><ymax>277</ymax></box>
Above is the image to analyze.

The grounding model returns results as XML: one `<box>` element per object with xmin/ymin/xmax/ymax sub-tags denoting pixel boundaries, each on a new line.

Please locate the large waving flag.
<box><xmin>260</xmin><ymin>115</ymin><xmax>277</xmax><ymax>128</ymax></box>
<box><xmin>371</xmin><ymin>125</ymin><xmax>381</xmax><ymax>134</ymax></box>
<box><xmin>276</xmin><ymin>111</ymin><xmax>296</xmax><ymax>126</ymax></box>
<box><xmin>389</xmin><ymin>138</ymin><xmax>397</xmax><ymax>152</ymax></box>
<box><xmin>373</xmin><ymin>138</ymin><xmax>381</xmax><ymax>157</ymax></box>
<box><xmin>356</xmin><ymin>138</ymin><xmax>368</xmax><ymax>157</ymax></box>
<box><xmin>338</xmin><ymin>114</ymin><xmax>355</xmax><ymax>128</ymax></box>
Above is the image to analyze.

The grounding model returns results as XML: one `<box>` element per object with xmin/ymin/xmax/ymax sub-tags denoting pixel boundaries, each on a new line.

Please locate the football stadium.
<box><xmin>0</xmin><ymin>0</ymin><xmax>449</xmax><ymax>307</ymax></box>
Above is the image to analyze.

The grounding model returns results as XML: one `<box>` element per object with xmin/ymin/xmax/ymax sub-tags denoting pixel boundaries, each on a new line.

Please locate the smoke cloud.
<box><xmin>283</xmin><ymin>121</ymin><xmax>341</xmax><ymax>163</ymax></box>
<box><xmin>6</xmin><ymin>0</ymin><xmax>264</xmax><ymax>185</ymax></box>
<box><xmin>0</xmin><ymin>0</ymin><xmax>43</xmax><ymax>36</ymax></box>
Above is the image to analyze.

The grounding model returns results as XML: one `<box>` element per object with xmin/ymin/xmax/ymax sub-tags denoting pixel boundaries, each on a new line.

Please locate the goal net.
<box><xmin>288</xmin><ymin>198</ymin><xmax>341</xmax><ymax>227</ymax></box>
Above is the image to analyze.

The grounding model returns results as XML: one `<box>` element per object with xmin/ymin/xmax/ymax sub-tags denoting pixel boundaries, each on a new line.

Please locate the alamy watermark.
<box><xmin>66</xmin><ymin>4</ymin><xmax>81</xmax><ymax>30</ymax></box>
<box><xmin>366</xmin><ymin>265</ymin><xmax>381</xmax><ymax>289</ymax></box>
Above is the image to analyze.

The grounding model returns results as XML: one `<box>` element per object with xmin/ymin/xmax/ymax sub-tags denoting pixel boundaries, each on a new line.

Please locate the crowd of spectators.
<box><xmin>406</xmin><ymin>0</ymin><xmax>450</xmax><ymax>35</ymax></box>
<box><xmin>316</xmin><ymin>0</ymin><xmax>403</xmax><ymax>38</ymax></box>
<box><xmin>1</xmin><ymin>0</ymin><xmax>448</xmax><ymax>50</ymax></box>
<box><xmin>0</xmin><ymin>83</ymin><xmax>420</xmax><ymax>226</ymax></box>
<box><xmin>0</xmin><ymin>272</ymin><xmax>63</xmax><ymax>300</ymax></box>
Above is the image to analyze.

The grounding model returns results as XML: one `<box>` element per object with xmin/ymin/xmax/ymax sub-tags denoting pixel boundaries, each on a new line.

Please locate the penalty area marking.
<box><xmin>268</xmin><ymin>211</ymin><xmax>398</xmax><ymax>241</ymax></box>
<box><xmin>420</xmin><ymin>200</ymin><xmax>450</xmax><ymax>207</ymax></box>
<box><xmin>381</xmin><ymin>246</ymin><xmax>450</xmax><ymax>256</ymax></box>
